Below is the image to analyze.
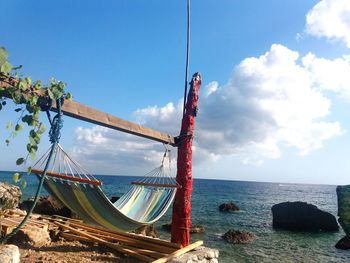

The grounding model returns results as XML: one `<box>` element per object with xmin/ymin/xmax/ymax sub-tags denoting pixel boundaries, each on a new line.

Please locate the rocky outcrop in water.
<box><xmin>162</xmin><ymin>223</ymin><xmax>205</xmax><ymax>233</ymax></box>
<box><xmin>219</xmin><ymin>202</ymin><xmax>239</xmax><ymax>212</ymax></box>
<box><xmin>19</xmin><ymin>195</ymin><xmax>71</xmax><ymax>217</ymax></box>
<box><xmin>335</xmin><ymin>236</ymin><xmax>350</xmax><ymax>250</ymax></box>
<box><xmin>222</xmin><ymin>229</ymin><xmax>256</xmax><ymax>244</ymax></box>
<box><xmin>0</xmin><ymin>183</ymin><xmax>21</xmax><ymax>215</ymax></box>
<box><xmin>272</xmin><ymin>201</ymin><xmax>339</xmax><ymax>231</ymax></box>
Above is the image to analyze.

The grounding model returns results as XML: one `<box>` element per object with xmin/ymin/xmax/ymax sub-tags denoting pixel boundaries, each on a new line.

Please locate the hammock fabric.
<box><xmin>32</xmin><ymin>144</ymin><xmax>178</xmax><ymax>232</ymax></box>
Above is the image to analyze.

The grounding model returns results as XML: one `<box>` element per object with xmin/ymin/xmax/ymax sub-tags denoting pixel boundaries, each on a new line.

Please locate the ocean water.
<box><xmin>1</xmin><ymin>171</ymin><xmax>349</xmax><ymax>263</ymax></box>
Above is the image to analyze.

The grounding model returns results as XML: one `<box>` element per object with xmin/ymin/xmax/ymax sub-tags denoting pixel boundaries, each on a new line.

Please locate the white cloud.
<box><xmin>71</xmin><ymin>44</ymin><xmax>346</xmax><ymax>173</ymax></box>
<box><xmin>306</xmin><ymin>0</ymin><xmax>350</xmax><ymax>47</ymax></box>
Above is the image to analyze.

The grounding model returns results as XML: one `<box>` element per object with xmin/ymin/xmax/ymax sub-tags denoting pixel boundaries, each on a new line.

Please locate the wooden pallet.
<box><xmin>1</xmin><ymin>211</ymin><xmax>203</xmax><ymax>263</ymax></box>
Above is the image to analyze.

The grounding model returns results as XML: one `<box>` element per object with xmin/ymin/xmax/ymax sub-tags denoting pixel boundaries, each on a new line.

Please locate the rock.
<box><xmin>133</xmin><ymin>224</ymin><xmax>158</xmax><ymax>238</ymax></box>
<box><xmin>336</xmin><ymin>185</ymin><xmax>350</xmax><ymax>236</ymax></box>
<box><xmin>169</xmin><ymin>246</ymin><xmax>219</xmax><ymax>263</ymax></box>
<box><xmin>335</xmin><ymin>235</ymin><xmax>350</xmax><ymax>250</ymax></box>
<box><xmin>19</xmin><ymin>195</ymin><xmax>71</xmax><ymax>217</ymax></box>
<box><xmin>0</xmin><ymin>244</ymin><xmax>20</xmax><ymax>263</ymax></box>
<box><xmin>219</xmin><ymin>202</ymin><xmax>239</xmax><ymax>212</ymax></box>
<box><xmin>162</xmin><ymin>223</ymin><xmax>205</xmax><ymax>233</ymax></box>
<box><xmin>272</xmin><ymin>201</ymin><xmax>339</xmax><ymax>231</ymax></box>
<box><xmin>0</xmin><ymin>183</ymin><xmax>21</xmax><ymax>215</ymax></box>
<box><xmin>222</xmin><ymin>229</ymin><xmax>256</xmax><ymax>244</ymax></box>
<box><xmin>109</xmin><ymin>196</ymin><xmax>120</xmax><ymax>203</ymax></box>
<box><xmin>9</xmin><ymin>227</ymin><xmax>51</xmax><ymax>247</ymax></box>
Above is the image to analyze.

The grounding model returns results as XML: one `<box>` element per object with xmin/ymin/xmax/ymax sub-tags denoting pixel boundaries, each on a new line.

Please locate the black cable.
<box><xmin>182</xmin><ymin>0</ymin><xmax>191</xmax><ymax>116</ymax></box>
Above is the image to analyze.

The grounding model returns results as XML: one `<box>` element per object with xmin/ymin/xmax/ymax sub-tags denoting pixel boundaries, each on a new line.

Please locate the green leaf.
<box><xmin>33</xmin><ymin>80</ymin><xmax>42</xmax><ymax>90</ymax></box>
<box><xmin>16</xmin><ymin>157</ymin><xmax>25</xmax><ymax>166</ymax></box>
<box><xmin>21</xmin><ymin>180</ymin><xmax>27</xmax><ymax>188</ymax></box>
<box><xmin>0</xmin><ymin>61</ymin><xmax>13</xmax><ymax>73</ymax></box>
<box><xmin>2</xmin><ymin>101</ymin><xmax>6</xmax><ymax>106</ymax></box>
<box><xmin>27</xmin><ymin>166</ymin><xmax>32</xmax><ymax>175</ymax></box>
<box><xmin>12</xmin><ymin>131</ymin><xmax>17</xmax><ymax>138</ymax></box>
<box><xmin>48</xmin><ymin>81</ymin><xmax>65</xmax><ymax>100</ymax></box>
<box><xmin>0</xmin><ymin>47</ymin><xmax>8</xmax><ymax>66</ymax></box>
<box><xmin>15</xmin><ymin>124</ymin><xmax>24</xmax><ymax>132</ymax></box>
<box><xmin>14</xmin><ymin>107</ymin><xmax>22</xmax><ymax>112</ymax></box>
<box><xmin>13</xmin><ymin>172</ymin><xmax>21</xmax><ymax>183</ymax></box>
<box><xmin>0</xmin><ymin>104</ymin><xmax>2</xmax><ymax>111</ymax></box>
<box><xmin>19</xmin><ymin>79</ymin><xmax>28</xmax><ymax>91</ymax></box>
<box><xmin>5</xmin><ymin>139</ymin><xmax>9</xmax><ymax>146</ymax></box>
<box><xmin>37</xmin><ymin>123</ymin><xmax>46</xmax><ymax>134</ymax></box>
<box><xmin>30</xmin><ymin>151</ymin><xmax>36</xmax><ymax>160</ymax></box>
<box><xmin>6</xmin><ymin>121</ymin><xmax>12</xmax><ymax>130</ymax></box>
<box><xmin>65</xmin><ymin>92</ymin><xmax>73</xmax><ymax>101</ymax></box>
<box><xmin>25</xmin><ymin>77</ymin><xmax>32</xmax><ymax>86</ymax></box>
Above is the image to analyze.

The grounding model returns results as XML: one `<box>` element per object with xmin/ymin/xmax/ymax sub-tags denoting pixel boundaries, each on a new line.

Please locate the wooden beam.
<box><xmin>151</xmin><ymin>240</ymin><xmax>203</xmax><ymax>263</ymax></box>
<box><xmin>0</xmin><ymin>74</ymin><xmax>176</xmax><ymax>146</ymax></box>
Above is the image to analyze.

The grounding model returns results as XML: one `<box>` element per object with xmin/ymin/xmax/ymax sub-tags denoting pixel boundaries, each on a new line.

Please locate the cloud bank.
<box><xmin>72</xmin><ymin>43</ymin><xmax>349</xmax><ymax>173</ymax></box>
<box><xmin>306</xmin><ymin>0</ymin><xmax>350</xmax><ymax>47</ymax></box>
<box><xmin>71</xmin><ymin>0</ymin><xmax>350</xmax><ymax>175</ymax></box>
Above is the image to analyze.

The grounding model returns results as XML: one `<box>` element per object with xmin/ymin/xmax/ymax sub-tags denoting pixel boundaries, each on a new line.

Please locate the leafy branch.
<box><xmin>0</xmin><ymin>46</ymin><xmax>72</xmax><ymax>187</ymax></box>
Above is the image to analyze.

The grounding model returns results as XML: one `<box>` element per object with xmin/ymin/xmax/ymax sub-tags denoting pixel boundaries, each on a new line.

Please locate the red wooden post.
<box><xmin>171</xmin><ymin>72</ymin><xmax>201</xmax><ymax>246</ymax></box>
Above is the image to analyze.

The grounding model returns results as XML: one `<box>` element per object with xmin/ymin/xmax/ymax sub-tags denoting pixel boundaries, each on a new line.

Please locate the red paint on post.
<box><xmin>171</xmin><ymin>73</ymin><xmax>201</xmax><ymax>246</ymax></box>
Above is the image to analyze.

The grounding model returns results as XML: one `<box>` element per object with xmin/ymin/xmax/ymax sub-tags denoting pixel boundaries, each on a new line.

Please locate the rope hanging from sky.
<box><xmin>182</xmin><ymin>0</ymin><xmax>191</xmax><ymax>116</ymax></box>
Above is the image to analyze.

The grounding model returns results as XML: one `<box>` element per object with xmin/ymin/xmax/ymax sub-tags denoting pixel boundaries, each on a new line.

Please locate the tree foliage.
<box><xmin>0</xmin><ymin>47</ymin><xmax>72</xmax><ymax>187</ymax></box>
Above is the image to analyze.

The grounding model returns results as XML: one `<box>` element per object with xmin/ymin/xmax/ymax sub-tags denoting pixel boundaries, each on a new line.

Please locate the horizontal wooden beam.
<box><xmin>0</xmin><ymin>75</ymin><xmax>176</xmax><ymax>146</ymax></box>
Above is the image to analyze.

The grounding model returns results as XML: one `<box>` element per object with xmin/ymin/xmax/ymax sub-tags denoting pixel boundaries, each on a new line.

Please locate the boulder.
<box><xmin>272</xmin><ymin>201</ymin><xmax>339</xmax><ymax>231</ymax></box>
<box><xmin>0</xmin><ymin>183</ymin><xmax>21</xmax><ymax>215</ymax></box>
<box><xmin>335</xmin><ymin>236</ymin><xmax>350</xmax><ymax>250</ymax></box>
<box><xmin>162</xmin><ymin>223</ymin><xmax>205</xmax><ymax>233</ymax></box>
<box><xmin>222</xmin><ymin>229</ymin><xmax>256</xmax><ymax>244</ymax></box>
<box><xmin>9</xmin><ymin>227</ymin><xmax>51</xmax><ymax>247</ymax></box>
<box><xmin>19</xmin><ymin>195</ymin><xmax>71</xmax><ymax>217</ymax></box>
<box><xmin>219</xmin><ymin>202</ymin><xmax>239</xmax><ymax>212</ymax></box>
<box><xmin>133</xmin><ymin>224</ymin><xmax>158</xmax><ymax>238</ymax></box>
<box><xmin>0</xmin><ymin>244</ymin><xmax>20</xmax><ymax>263</ymax></box>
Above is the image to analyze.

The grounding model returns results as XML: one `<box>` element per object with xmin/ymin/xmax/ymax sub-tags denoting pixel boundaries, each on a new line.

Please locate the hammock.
<box><xmin>31</xmin><ymin>143</ymin><xmax>178</xmax><ymax>232</ymax></box>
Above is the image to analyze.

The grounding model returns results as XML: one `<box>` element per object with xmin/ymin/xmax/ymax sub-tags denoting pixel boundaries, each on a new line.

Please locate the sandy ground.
<box><xmin>19</xmin><ymin>239</ymin><xmax>140</xmax><ymax>263</ymax></box>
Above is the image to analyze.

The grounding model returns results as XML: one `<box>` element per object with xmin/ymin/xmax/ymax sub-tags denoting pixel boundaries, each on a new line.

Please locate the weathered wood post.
<box><xmin>171</xmin><ymin>72</ymin><xmax>201</xmax><ymax>246</ymax></box>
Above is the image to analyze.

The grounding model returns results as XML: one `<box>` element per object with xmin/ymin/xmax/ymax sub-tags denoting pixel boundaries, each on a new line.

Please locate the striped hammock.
<box><xmin>31</xmin><ymin>144</ymin><xmax>178</xmax><ymax>232</ymax></box>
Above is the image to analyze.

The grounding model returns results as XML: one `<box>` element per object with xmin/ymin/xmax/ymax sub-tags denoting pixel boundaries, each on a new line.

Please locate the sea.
<box><xmin>1</xmin><ymin>171</ymin><xmax>350</xmax><ymax>263</ymax></box>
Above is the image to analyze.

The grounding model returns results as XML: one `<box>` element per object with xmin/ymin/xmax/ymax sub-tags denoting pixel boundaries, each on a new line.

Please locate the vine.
<box><xmin>0</xmin><ymin>47</ymin><xmax>72</xmax><ymax>186</ymax></box>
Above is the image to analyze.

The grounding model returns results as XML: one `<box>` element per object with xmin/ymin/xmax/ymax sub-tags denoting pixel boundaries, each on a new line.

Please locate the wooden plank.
<box><xmin>65</xmin><ymin>222</ymin><xmax>177</xmax><ymax>254</ymax></box>
<box><xmin>151</xmin><ymin>240</ymin><xmax>204</xmax><ymax>263</ymax></box>
<box><xmin>61</xmin><ymin>232</ymin><xmax>167</xmax><ymax>259</ymax></box>
<box><xmin>67</xmin><ymin>220</ymin><xmax>181</xmax><ymax>249</ymax></box>
<box><xmin>0</xmin><ymin>74</ymin><xmax>176</xmax><ymax>145</ymax></box>
<box><xmin>55</xmin><ymin>222</ymin><xmax>154</xmax><ymax>262</ymax></box>
<box><xmin>31</xmin><ymin>168</ymin><xmax>102</xmax><ymax>186</ymax></box>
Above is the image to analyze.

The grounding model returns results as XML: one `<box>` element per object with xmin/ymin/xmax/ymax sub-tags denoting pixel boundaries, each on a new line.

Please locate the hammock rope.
<box><xmin>0</xmin><ymin>98</ymin><xmax>63</xmax><ymax>244</ymax></box>
<box><xmin>29</xmin><ymin>140</ymin><xmax>177</xmax><ymax>231</ymax></box>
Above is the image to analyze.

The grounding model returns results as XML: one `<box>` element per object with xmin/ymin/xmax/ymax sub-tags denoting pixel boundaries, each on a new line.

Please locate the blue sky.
<box><xmin>1</xmin><ymin>0</ymin><xmax>350</xmax><ymax>185</ymax></box>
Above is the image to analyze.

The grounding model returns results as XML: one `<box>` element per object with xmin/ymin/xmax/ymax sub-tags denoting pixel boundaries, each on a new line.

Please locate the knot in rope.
<box><xmin>49</xmin><ymin>98</ymin><xmax>64</xmax><ymax>144</ymax></box>
<box><xmin>49</xmin><ymin>114</ymin><xmax>63</xmax><ymax>143</ymax></box>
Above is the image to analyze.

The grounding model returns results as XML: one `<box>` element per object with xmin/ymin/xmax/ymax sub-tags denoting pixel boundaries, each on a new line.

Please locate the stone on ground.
<box><xmin>0</xmin><ymin>244</ymin><xmax>20</xmax><ymax>263</ymax></box>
